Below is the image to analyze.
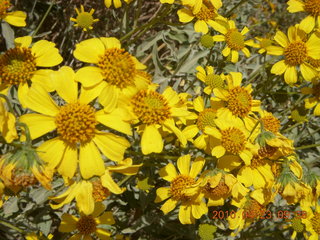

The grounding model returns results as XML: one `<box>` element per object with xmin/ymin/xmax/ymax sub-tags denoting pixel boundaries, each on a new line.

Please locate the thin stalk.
<box><xmin>32</xmin><ymin>1</ymin><xmax>54</xmax><ymax>37</ymax></box>
<box><xmin>0</xmin><ymin>94</ymin><xmax>15</xmax><ymax>116</ymax></box>
<box><xmin>0</xmin><ymin>219</ymin><xmax>24</xmax><ymax>234</ymax></box>
<box><xmin>295</xmin><ymin>143</ymin><xmax>320</xmax><ymax>150</ymax></box>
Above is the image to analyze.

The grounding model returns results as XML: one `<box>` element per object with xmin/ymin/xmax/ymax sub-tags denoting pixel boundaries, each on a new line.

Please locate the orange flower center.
<box><xmin>170</xmin><ymin>175</ymin><xmax>196</xmax><ymax>201</ymax></box>
<box><xmin>227</xmin><ymin>86</ymin><xmax>252</xmax><ymax>117</ymax></box>
<box><xmin>197</xmin><ymin>108</ymin><xmax>216</xmax><ymax>132</ymax></box>
<box><xmin>306</xmin><ymin>56</ymin><xmax>320</xmax><ymax>69</ymax></box>
<box><xmin>205</xmin><ymin>74</ymin><xmax>224</xmax><ymax>89</ymax></box>
<box><xmin>204</xmin><ymin>180</ymin><xmax>229</xmax><ymax>198</ymax></box>
<box><xmin>92</xmin><ymin>180</ymin><xmax>110</xmax><ymax>202</ymax></box>
<box><xmin>195</xmin><ymin>4</ymin><xmax>216</xmax><ymax>21</ymax></box>
<box><xmin>0</xmin><ymin>47</ymin><xmax>37</xmax><ymax>86</ymax></box>
<box><xmin>55</xmin><ymin>102</ymin><xmax>97</xmax><ymax>144</ymax></box>
<box><xmin>131</xmin><ymin>90</ymin><xmax>171</xmax><ymax>125</ymax></box>
<box><xmin>261</xmin><ymin>115</ymin><xmax>280</xmax><ymax>134</ymax></box>
<box><xmin>244</xmin><ymin>199</ymin><xmax>266</xmax><ymax>219</ymax></box>
<box><xmin>0</xmin><ymin>0</ymin><xmax>10</xmax><ymax>18</ymax></box>
<box><xmin>250</xmin><ymin>155</ymin><xmax>266</xmax><ymax>168</ymax></box>
<box><xmin>304</xmin><ymin>0</ymin><xmax>320</xmax><ymax>16</ymax></box>
<box><xmin>258</xmin><ymin>145</ymin><xmax>277</xmax><ymax>158</ymax></box>
<box><xmin>284</xmin><ymin>41</ymin><xmax>307</xmax><ymax>66</ymax></box>
<box><xmin>311</xmin><ymin>212</ymin><xmax>320</xmax><ymax>235</ymax></box>
<box><xmin>98</xmin><ymin>48</ymin><xmax>136</xmax><ymax>89</ymax></box>
<box><xmin>76</xmin><ymin>216</ymin><xmax>97</xmax><ymax>235</ymax></box>
<box><xmin>225</xmin><ymin>29</ymin><xmax>245</xmax><ymax>50</ymax></box>
<box><xmin>221</xmin><ymin>127</ymin><xmax>246</xmax><ymax>154</ymax></box>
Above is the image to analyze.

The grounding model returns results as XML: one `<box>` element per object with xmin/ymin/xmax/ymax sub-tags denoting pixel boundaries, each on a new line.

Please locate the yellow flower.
<box><xmin>177</xmin><ymin>1</ymin><xmax>222</xmax><ymax>34</ymax></box>
<box><xmin>73</xmin><ymin>37</ymin><xmax>150</xmax><ymax>111</ymax></box>
<box><xmin>287</xmin><ymin>0</ymin><xmax>320</xmax><ymax>33</ymax></box>
<box><xmin>205</xmin><ymin>110</ymin><xmax>257</xmax><ymax>170</ymax></box>
<box><xmin>302</xmin><ymin>204</ymin><xmax>320</xmax><ymax>239</ymax></box>
<box><xmin>211</xmin><ymin>72</ymin><xmax>261</xmax><ymax>120</ymax></box>
<box><xmin>128</xmin><ymin>86</ymin><xmax>189</xmax><ymax>155</ymax></box>
<box><xmin>58</xmin><ymin>202</ymin><xmax>115</xmax><ymax>240</ymax></box>
<box><xmin>70</xmin><ymin>5</ymin><xmax>99</xmax><ymax>31</ymax></box>
<box><xmin>0</xmin><ymin>99</ymin><xmax>17</xmax><ymax>143</ymax></box>
<box><xmin>0</xmin><ymin>0</ymin><xmax>26</xmax><ymax>27</ymax></box>
<box><xmin>20</xmin><ymin>67</ymin><xmax>131</xmax><ymax>180</ymax></box>
<box><xmin>211</xmin><ymin>19</ymin><xmax>254</xmax><ymax>62</ymax></box>
<box><xmin>182</xmin><ymin>96</ymin><xmax>220</xmax><ymax>154</ymax></box>
<box><xmin>104</xmin><ymin>0</ymin><xmax>133</xmax><ymax>8</ymax></box>
<box><xmin>301</xmin><ymin>78</ymin><xmax>320</xmax><ymax>115</ymax></box>
<box><xmin>196</xmin><ymin>65</ymin><xmax>226</xmax><ymax>95</ymax></box>
<box><xmin>155</xmin><ymin>155</ymin><xmax>207</xmax><ymax>224</ymax></box>
<box><xmin>0</xmin><ymin>36</ymin><xmax>63</xmax><ymax>106</ymax></box>
<box><xmin>267</xmin><ymin>25</ymin><xmax>320</xmax><ymax>84</ymax></box>
<box><xmin>254</xmin><ymin>37</ymin><xmax>274</xmax><ymax>54</ymax></box>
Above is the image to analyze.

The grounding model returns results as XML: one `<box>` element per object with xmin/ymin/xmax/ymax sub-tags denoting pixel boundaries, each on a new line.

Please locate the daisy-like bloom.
<box><xmin>20</xmin><ymin>67</ymin><xmax>131</xmax><ymax>180</ymax></box>
<box><xmin>177</xmin><ymin>0</ymin><xmax>222</xmax><ymax>34</ymax></box>
<box><xmin>287</xmin><ymin>0</ymin><xmax>320</xmax><ymax>33</ymax></box>
<box><xmin>211</xmin><ymin>19</ymin><xmax>254</xmax><ymax>63</ymax></box>
<box><xmin>74</xmin><ymin>37</ymin><xmax>150</xmax><ymax>111</ymax></box>
<box><xmin>182</xmin><ymin>96</ymin><xmax>221</xmax><ymax>155</ymax></box>
<box><xmin>0</xmin><ymin>99</ymin><xmax>17</xmax><ymax>143</ymax></box>
<box><xmin>104</xmin><ymin>0</ymin><xmax>133</xmax><ymax>8</ymax></box>
<box><xmin>205</xmin><ymin>110</ymin><xmax>258</xmax><ymax>171</ymax></box>
<box><xmin>181</xmin><ymin>0</ymin><xmax>222</xmax><ymax>14</ymax></box>
<box><xmin>301</xmin><ymin>78</ymin><xmax>320</xmax><ymax>115</ymax></box>
<box><xmin>283</xmin><ymin>217</ymin><xmax>306</xmax><ymax>240</ymax></box>
<box><xmin>59</xmin><ymin>202</ymin><xmax>115</xmax><ymax>240</ymax></box>
<box><xmin>70</xmin><ymin>5</ymin><xmax>99</xmax><ymax>31</ymax></box>
<box><xmin>196</xmin><ymin>65</ymin><xmax>226</xmax><ymax>95</ymax></box>
<box><xmin>302</xmin><ymin>204</ymin><xmax>320</xmax><ymax>239</ymax></box>
<box><xmin>128</xmin><ymin>86</ymin><xmax>189</xmax><ymax>155</ymax></box>
<box><xmin>211</xmin><ymin>72</ymin><xmax>261</xmax><ymax>121</ymax></box>
<box><xmin>0</xmin><ymin>0</ymin><xmax>26</xmax><ymax>27</ymax></box>
<box><xmin>254</xmin><ymin>37</ymin><xmax>274</xmax><ymax>54</ymax></box>
<box><xmin>155</xmin><ymin>155</ymin><xmax>207</xmax><ymax>224</ymax></box>
<box><xmin>267</xmin><ymin>25</ymin><xmax>320</xmax><ymax>84</ymax></box>
<box><xmin>0</xmin><ymin>36</ymin><xmax>63</xmax><ymax>106</ymax></box>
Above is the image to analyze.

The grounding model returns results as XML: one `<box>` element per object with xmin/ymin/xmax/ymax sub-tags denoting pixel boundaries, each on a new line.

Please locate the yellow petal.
<box><xmin>73</xmin><ymin>38</ymin><xmax>105</xmax><ymax>63</ymax></box>
<box><xmin>19</xmin><ymin>114</ymin><xmax>56</xmax><ymax>140</ymax></box>
<box><xmin>75</xmin><ymin>66</ymin><xmax>103</xmax><ymax>87</ymax></box>
<box><xmin>179</xmin><ymin>204</ymin><xmax>193</xmax><ymax>224</ymax></box>
<box><xmin>211</xmin><ymin>145</ymin><xmax>225</xmax><ymax>158</ymax></box>
<box><xmin>284</xmin><ymin>66</ymin><xmax>297</xmax><ymax>84</ymax></box>
<box><xmin>93</xmin><ymin>132</ymin><xmax>130</xmax><ymax>161</ymax></box>
<box><xmin>99</xmin><ymin>84</ymin><xmax>119</xmax><ymax>111</ymax></box>
<box><xmin>96</xmin><ymin>110</ymin><xmax>132</xmax><ymax>135</ymax></box>
<box><xmin>300</xmin><ymin>63</ymin><xmax>318</xmax><ymax>81</ymax></box>
<box><xmin>194</xmin><ymin>20</ymin><xmax>208</xmax><ymax>34</ymax></box>
<box><xmin>32</xmin><ymin>40</ymin><xmax>63</xmax><ymax>67</ymax></box>
<box><xmin>177</xmin><ymin>155</ymin><xmax>190</xmax><ymax>175</ymax></box>
<box><xmin>4</xmin><ymin>11</ymin><xmax>26</xmax><ymax>27</ymax></box>
<box><xmin>58</xmin><ymin>214</ymin><xmax>78</xmax><ymax>232</ymax></box>
<box><xmin>100</xmin><ymin>170</ymin><xmax>125</xmax><ymax>194</ymax></box>
<box><xmin>52</xmin><ymin>66</ymin><xmax>78</xmax><ymax>103</ymax></box>
<box><xmin>79</xmin><ymin>141</ymin><xmax>105</xmax><ymax>179</ymax></box>
<box><xmin>177</xmin><ymin>9</ymin><xmax>194</xmax><ymax>23</ymax></box>
<box><xmin>161</xmin><ymin>198</ymin><xmax>177</xmax><ymax>214</ymax></box>
<box><xmin>155</xmin><ymin>187</ymin><xmax>170</xmax><ymax>202</ymax></box>
<box><xmin>14</xmin><ymin>36</ymin><xmax>31</xmax><ymax>47</ymax></box>
<box><xmin>271</xmin><ymin>60</ymin><xmax>287</xmax><ymax>75</ymax></box>
<box><xmin>189</xmin><ymin>157</ymin><xmax>205</xmax><ymax>178</ymax></box>
<box><xmin>75</xmin><ymin>181</ymin><xmax>95</xmax><ymax>215</ymax></box>
<box><xmin>266</xmin><ymin>46</ymin><xmax>284</xmax><ymax>55</ymax></box>
<box><xmin>159</xmin><ymin>163</ymin><xmax>177</xmax><ymax>182</ymax></box>
<box><xmin>38</xmin><ymin>138</ymin><xmax>66</xmax><ymax>168</ymax></box>
<box><xmin>141</xmin><ymin>125</ymin><xmax>163</xmax><ymax>154</ymax></box>
<box><xmin>300</xmin><ymin>15</ymin><xmax>315</xmax><ymax>34</ymax></box>
<box><xmin>99</xmin><ymin>37</ymin><xmax>121</xmax><ymax>49</ymax></box>
<box><xmin>274</xmin><ymin>31</ymin><xmax>289</xmax><ymax>47</ymax></box>
<box><xmin>26</xmin><ymin>84</ymin><xmax>60</xmax><ymax>116</ymax></box>
<box><xmin>57</xmin><ymin>145</ymin><xmax>77</xmax><ymax>179</ymax></box>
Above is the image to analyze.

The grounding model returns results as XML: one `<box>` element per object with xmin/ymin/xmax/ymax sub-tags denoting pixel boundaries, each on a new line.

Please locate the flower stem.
<box><xmin>0</xmin><ymin>219</ymin><xmax>24</xmax><ymax>234</ymax></box>
<box><xmin>295</xmin><ymin>143</ymin><xmax>320</xmax><ymax>150</ymax></box>
<box><xmin>0</xmin><ymin>94</ymin><xmax>15</xmax><ymax>116</ymax></box>
<box><xmin>32</xmin><ymin>1</ymin><xmax>55</xmax><ymax>37</ymax></box>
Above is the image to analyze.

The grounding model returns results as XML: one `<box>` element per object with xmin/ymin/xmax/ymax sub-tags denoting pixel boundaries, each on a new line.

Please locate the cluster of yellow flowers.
<box><xmin>0</xmin><ymin>0</ymin><xmax>320</xmax><ymax>239</ymax></box>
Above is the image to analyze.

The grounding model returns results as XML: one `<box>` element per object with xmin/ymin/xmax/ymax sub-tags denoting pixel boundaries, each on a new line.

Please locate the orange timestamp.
<box><xmin>212</xmin><ymin>210</ymin><xmax>307</xmax><ymax>220</ymax></box>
